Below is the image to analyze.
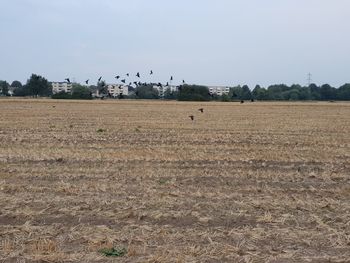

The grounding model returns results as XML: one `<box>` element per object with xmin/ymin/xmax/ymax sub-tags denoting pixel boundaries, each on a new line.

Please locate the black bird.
<box><xmin>136</xmin><ymin>72</ymin><xmax>140</xmax><ymax>78</ymax></box>
<box><xmin>129</xmin><ymin>82</ymin><xmax>132</xmax><ymax>86</ymax></box>
<box><xmin>115</xmin><ymin>75</ymin><xmax>120</xmax><ymax>79</ymax></box>
<box><xmin>85</xmin><ymin>79</ymin><xmax>89</xmax><ymax>85</ymax></box>
<box><xmin>182</xmin><ymin>80</ymin><xmax>185</xmax><ymax>84</ymax></box>
<box><xmin>133</xmin><ymin>81</ymin><xmax>138</xmax><ymax>86</ymax></box>
<box><xmin>150</xmin><ymin>70</ymin><xmax>153</xmax><ymax>75</ymax></box>
<box><xmin>166</xmin><ymin>82</ymin><xmax>169</xmax><ymax>87</ymax></box>
<box><xmin>251</xmin><ymin>99</ymin><xmax>255</xmax><ymax>102</ymax></box>
<box><xmin>65</xmin><ymin>78</ymin><xmax>70</xmax><ymax>83</ymax></box>
<box><xmin>198</xmin><ymin>108</ymin><xmax>204</xmax><ymax>113</ymax></box>
<box><xmin>170</xmin><ymin>76</ymin><xmax>173</xmax><ymax>81</ymax></box>
<box><xmin>121</xmin><ymin>79</ymin><xmax>126</xmax><ymax>83</ymax></box>
<box><xmin>138</xmin><ymin>81</ymin><xmax>142</xmax><ymax>86</ymax></box>
<box><xmin>157</xmin><ymin>82</ymin><xmax>163</xmax><ymax>87</ymax></box>
<box><xmin>126</xmin><ymin>73</ymin><xmax>129</xmax><ymax>77</ymax></box>
<box><xmin>189</xmin><ymin>115</ymin><xmax>194</xmax><ymax>121</ymax></box>
<box><xmin>240</xmin><ymin>100</ymin><xmax>244</xmax><ymax>104</ymax></box>
<box><xmin>98</xmin><ymin>76</ymin><xmax>102</xmax><ymax>82</ymax></box>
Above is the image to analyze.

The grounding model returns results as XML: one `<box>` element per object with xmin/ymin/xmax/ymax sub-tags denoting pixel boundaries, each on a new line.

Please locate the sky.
<box><xmin>0</xmin><ymin>0</ymin><xmax>349</xmax><ymax>88</ymax></box>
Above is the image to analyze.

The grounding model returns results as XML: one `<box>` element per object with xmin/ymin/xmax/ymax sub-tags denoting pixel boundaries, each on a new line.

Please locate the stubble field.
<box><xmin>0</xmin><ymin>99</ymin><xmax>349</xmax><ymax>263</ymax></box>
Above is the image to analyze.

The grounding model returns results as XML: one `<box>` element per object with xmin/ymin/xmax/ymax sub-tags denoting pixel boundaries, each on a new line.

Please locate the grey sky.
<box><xmin>1</xmin><ymin>0</ymin><xmax>349</xmax><ymax>87</ymax></box>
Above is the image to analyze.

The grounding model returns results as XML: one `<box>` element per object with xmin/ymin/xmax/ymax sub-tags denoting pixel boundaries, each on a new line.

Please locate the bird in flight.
<box><xmin>98</xmin><ymin>76</ymin><xmax>102</xmax><ymax>82</ymax></box>
<box><xmin>150</xmin><ymin>70</ymin><xmax>153</xmax><ymax>75</ymax></box>
<box><xmin>183</xmin><ymin>80</ymin><xmax>186</xmax><ymax>84</ymax></box>
<box><xmin>136</xmin><ymin>72</ymin><xmax>140</xmax><ymax>78</ymax></box>
<box><xmin>170</xmin><ymin>76</ymin><xmax>173</xmax><ymax>81</ymax></box>
<box><xmin>85</xmin><ymin>79</ymin><xmax>89</xmax><ymax>85</ymax></box>
<box><xmin>65</xmin><ymin>78</ymin><xmax>70</xmax><ymax>83</ymax></box>
<box><xmin>189</xmin><ymin>115</ymin><xmax>194</xmax><ymax>121</ymax></box>
<box><xmin>198</xmin><ymin>108</ymin><xmax>204</xmax><ymax>113</ymax></box>
<box><xmin>126</xmin><ymin>73</ymin><xmax>130</xmax><ymax>77</ymax></box>
<box><xmin>121</xmin><ymin>79</ymin><xmax>126</xmax><ymax>83</ymax></box>
<box><xmin>115</xmin><ymin>75</ymin><xmax>120</xmax><ymax>79</ymax></box>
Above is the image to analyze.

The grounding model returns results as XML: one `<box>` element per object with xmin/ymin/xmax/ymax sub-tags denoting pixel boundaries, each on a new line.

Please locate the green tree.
<box><xmin>26</xmin><ymin>74</ymin><xmax>51</xmax><ymax>97</ymax></box>
<box><xmin>337</xmin><ymin>84</ymin><xmax>350</xmax><ymax>100</ymax></box>
<box><xmin>135</xmin><ymin>85</ymin><xmax>159</xmax><ymax>99</ymax></box>
<box><xmin>177</xmin><ymin>85</ymin><xmax>210</xmax><ymax>101</ymax></box>
<box><xmin>252</xmin><ymin>85</ymin><xmax>268</xmax><ymax>100</ymax></box>
<box><xmin>71</xmin><ymin>84</ymin><xmax>92</xmax><ymax>99</ymax></box>
<box><xmin>11</xmin><ymin>80</ymin><xmax>23</xmax><ymax>88</ymax></box>
<box><xmin>0</xmin><ymin>81</ymin><xmax>9</xmax><ymax>96</ymax></box>
<box><xmin>164</xmin><ymin>87</ymin><xmax>178</xmax><ymax>100</ymax></box>
<box><xmin>298</xmin><ymin>86</ymin><xmax>312</xmax><ymax>100</ymax></box>
<box><xmin>97</xmin><ymin>81</ymin><xmax>108</xmax><ymax>97</ymax></box>
<box><xmin>320</xmin><ymin>84</ymin><xmax>336</xmax><ymax>100</ymax></box>
<box><xmin>229</xmin><ymin>86</ymin><xmax>243</xmax><ymax>100</ymax></box>
<box><xmin>309</xmin><ymin>84</ymin><xmax>321</xmax><ymax>100</ymax></box>
<box><xmin>221</xmin><ymin>93</ymin><xmax>231</xmax><ymax>102</ymax></box>
<box><xmin>241</xmin><ymin>85</ymin><xmax>252</xmax><ymax>100</ymax></box>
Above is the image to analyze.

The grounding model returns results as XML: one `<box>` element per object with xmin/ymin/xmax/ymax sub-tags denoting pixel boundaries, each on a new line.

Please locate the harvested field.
<box><xmin>0</xmin><ymin>99</ymin><xmax>350</xmax><ymax>263</ymax></box>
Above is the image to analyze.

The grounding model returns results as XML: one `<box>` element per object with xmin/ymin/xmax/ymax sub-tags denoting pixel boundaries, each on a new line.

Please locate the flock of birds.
<box><xmin>63</xmin><ymin>70</ymin><xmax>254</xmax><ymax>122</ymax></box>
<box><xmin>64</xmin><ymin>70</ymin><xmax>186</xmax><ymax>91</ymax></box>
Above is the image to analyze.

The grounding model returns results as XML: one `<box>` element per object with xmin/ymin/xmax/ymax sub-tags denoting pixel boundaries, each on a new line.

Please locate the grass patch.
<box><xmin>96</xmin><ymin>128</ymin><xmax>107</xmax><ymax>133</ymax></box>
<box><xmin>99</xmin><ymin>247</ymin><xmax>127</xmax><ymax>257</ymax></box>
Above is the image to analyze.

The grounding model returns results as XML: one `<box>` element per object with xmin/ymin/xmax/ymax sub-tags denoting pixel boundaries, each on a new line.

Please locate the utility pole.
<box><xmin>307</xmin><ymin>73</ymin><xmax>312</xmax><ymax>86</ymax></box>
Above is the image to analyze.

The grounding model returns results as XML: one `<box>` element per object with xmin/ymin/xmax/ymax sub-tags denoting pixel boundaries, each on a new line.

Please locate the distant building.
<box><xmin>153</xmin><ymin>85</ymin><xmax>178</xmax><ymax>98</ymax></box>
<box><xmin>52</xmin><ymin>82</ymin><xmax>73</xmax><ymax>94</ymax></box>
<box><xmin>208</xmin><ymin>86</ymin><xmax>230</xmax><ymax>96</ymax></box>
<box><xmin>107</xmin><ymin>84</ymin><xmax>129</xmax><ymax>97</ymax></box>
<box><xmin>8</xmin><ymin>87</ymin><xmax>16</xmax><ymax>96</ymax></box>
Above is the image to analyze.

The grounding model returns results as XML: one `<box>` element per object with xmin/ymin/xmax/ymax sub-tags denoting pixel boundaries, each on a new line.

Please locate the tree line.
<box><xmin>1</xmin><ymin>74</ymin><xmax>350</xmax><ymax>101</ymax></box>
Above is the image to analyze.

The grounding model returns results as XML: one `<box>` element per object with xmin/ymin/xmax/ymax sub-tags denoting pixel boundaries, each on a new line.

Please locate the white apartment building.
<box><xmin>153</xmin><ymin>85</ymin><xmax>178</xmax><ymax>98</ymax></box>
<box><xmin>52</xmin><ymin>82</ymin><xmax>73</xmax><ymax>94</ymax></box>
<box><xmin>208</xmin><ymin>86</ymin><xmax>230</xmax><ymax>96</ymax></box>
<box><xmin>107</xmin><ymin>84</ymin><xmax>129</xmax><ymax>97</ymax></box>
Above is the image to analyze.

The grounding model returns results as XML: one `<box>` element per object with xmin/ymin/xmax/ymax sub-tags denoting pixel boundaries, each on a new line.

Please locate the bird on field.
<box><xmin>189</xmin><ymin>115</ymin><xmax>194</xmax><ymax>121</ymax></box>
<box><xmin>65</xmin><ymin>78</ymin><xmax>70</xmax><ymax>83</ymax></box>
<box><xmin>98</xmin><ymin>76</ymin><xmax>102</xmax><ymax>82</ymax></box>
<box><xmin>150</xmin><ymin>70</ymin><xmax>153</xmax><ymax>75</ymax></box>
<box><xmin>241</xmin><ymin>100</ymin><xmax>244</xmax><ymax>104</ymax></box>
<box><xmin>85</xmin><ymin>79</ymin><xmax>89</xmax><ymax>85</ymax></box>
<box><xmin>251</xmin><ymin>99</ymin><xmax>255</xmax><ymax>102</ymax></box>
<box><xmin>198</xmin><ymin>108</ymin><xmax>204</xmax><ymax>113</ymax></box>
<box><xmin>136</xmin><ymin>72</ymin><xmax>140</xmax><ymax>78</ymax></box>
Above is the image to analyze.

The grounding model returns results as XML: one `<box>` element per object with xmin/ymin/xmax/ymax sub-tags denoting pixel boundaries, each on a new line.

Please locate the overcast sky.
<box><xmin>1</xmin><ymin>0</ymin><xmax>349</xmax><ymax>87</ymax></box>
